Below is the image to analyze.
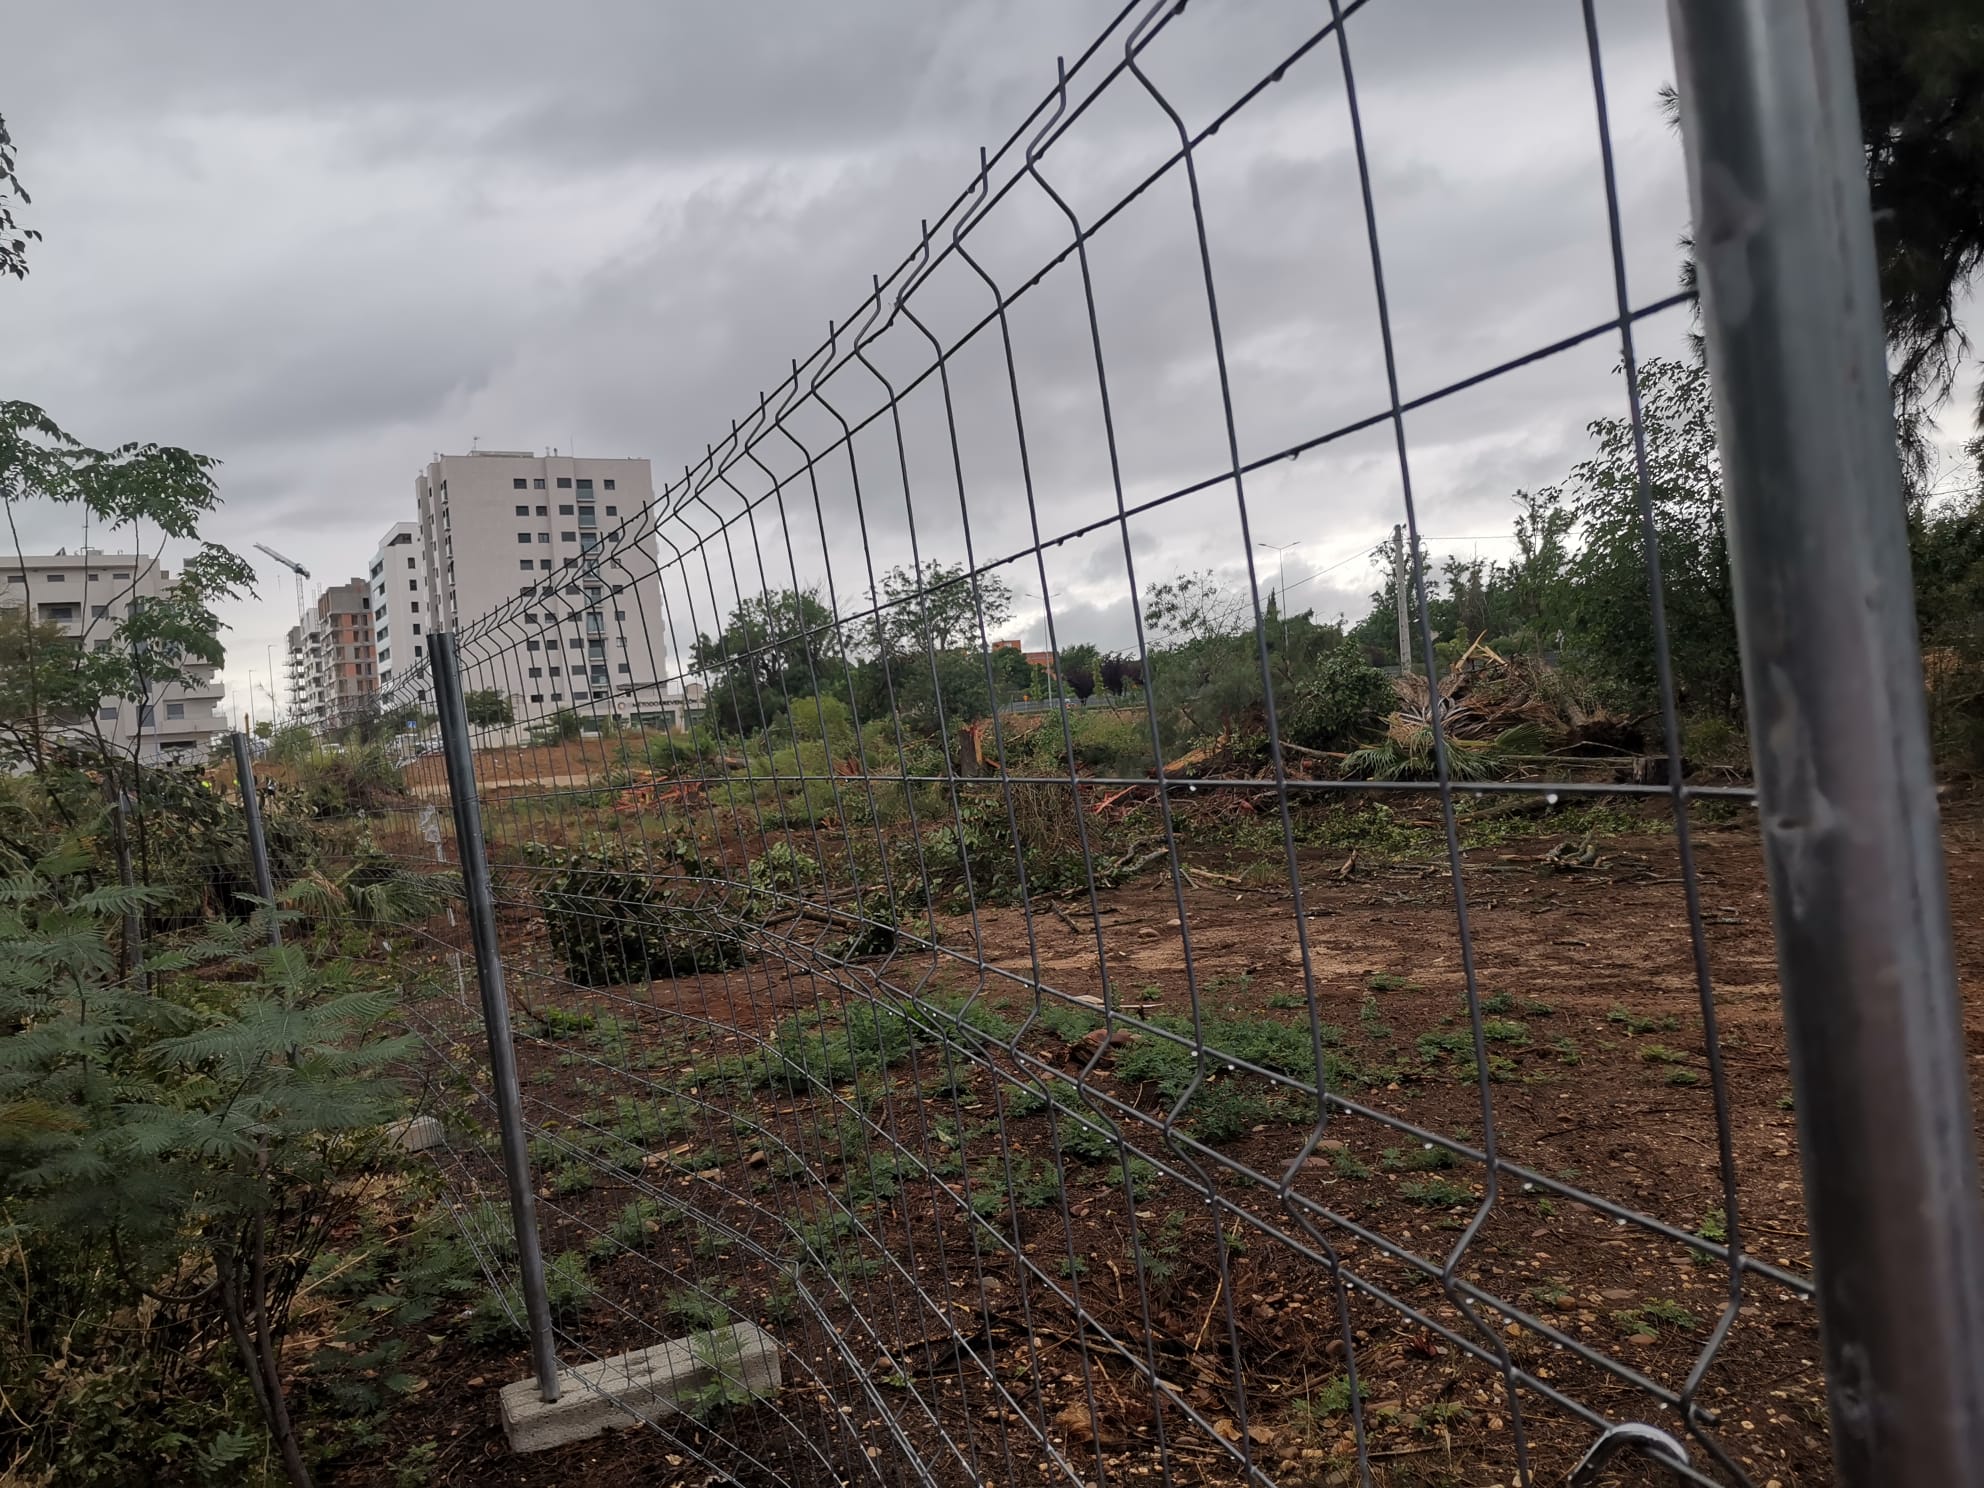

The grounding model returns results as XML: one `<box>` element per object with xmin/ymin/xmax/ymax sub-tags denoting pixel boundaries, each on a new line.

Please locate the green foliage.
<box><xmin>469</xmin><ymin>1252</ymin><xmax>593</xmax><ymax>1343</ymax></box>
<box><xmin>1850</xmin><ymin>0</ymin><xmax>1984</xmax><ymax>457</ymax></box>
<box><xmin>1398</xmin><ymin>1177</ymin><xmax>1475</xmax><ymax>1207</ymax></box>
<box><xmin>0</xmin><ymin>837</ymin><xmax>412</xmax><ymax>1483</ymax></box>
<box><xmin>462</xmin><ymin>688</ymin><xmax>514</xmax><ymax>728</ymax></box>
<box><xmin>683</xmin><ymin>1324</ymin><xmax>760</xmax><ymax>1422</ymax></box>
<box><xmin>0</xmin><ymin>110</ymin><xmax>36</xmax><ymax>281</ymax></box>
<box><xmin>292</xmin><ymin>742</ymin><xmax>405</xmax><ymax>816</ymax></box>
<box><xmin>662</xmin><ymin>1284</ymin><xmax>737</xmax><ymax>1332</ymax></box>
<box><xmin>1278</xmin><ymin>643</ymin><xmax>1393</xmax><ymax>751</ymax></box>
<box><xmin>532</xmin><ymin>708</ymin><xmax>585</xmax><ymax>744</ymax></box>
<box><xmin>526</xmin><ymin>836</ymin><xmax>746</xmax><ymax>986</ymax></box>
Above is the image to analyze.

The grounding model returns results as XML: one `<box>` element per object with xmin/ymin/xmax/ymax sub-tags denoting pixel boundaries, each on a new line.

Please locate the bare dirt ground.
<box><xmin>325</xmin><ymin>796</ymin><xmax>1984</xmax><ymax>1488</ymax></box>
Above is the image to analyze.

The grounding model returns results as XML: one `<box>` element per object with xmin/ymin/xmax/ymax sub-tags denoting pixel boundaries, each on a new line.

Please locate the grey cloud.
<box><xmin>1</xmin><ymin>0</ymin><xmax>1711</xmax><ymax>708</ymax></box>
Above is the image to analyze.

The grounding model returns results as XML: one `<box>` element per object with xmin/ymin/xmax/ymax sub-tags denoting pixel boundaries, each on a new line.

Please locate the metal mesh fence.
<box><xmin>256</xmin><ymin>4</ymin><xmax>1908</xmax><ymax>1483</ymax></box>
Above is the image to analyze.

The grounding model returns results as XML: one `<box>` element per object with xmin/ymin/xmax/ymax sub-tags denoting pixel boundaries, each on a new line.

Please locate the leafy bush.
<box><xmin>1279</xmin><ymin>645</ymin><xmax>1393</xmax><ymax>751</ymax></box>
<box><xmin>293</xmin><ymin>742</ymin><xmax>404</xmax><ymax>816</ymax></box>
<box><xmin>0</xmin><ymin>839</ymin><xmax>411</xmax><ymax>1486</ymax></box>
<box><xmin>525</xmin><ymin>838</ymin><xmax>745</xmax><ymax>986</ymax></box>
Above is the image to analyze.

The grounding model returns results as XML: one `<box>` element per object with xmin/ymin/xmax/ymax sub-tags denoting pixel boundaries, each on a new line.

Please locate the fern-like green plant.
<box><xmin>0</xmin><ymin>836</ymin><xmax>414</xmax><ymax>1488</ymax></box>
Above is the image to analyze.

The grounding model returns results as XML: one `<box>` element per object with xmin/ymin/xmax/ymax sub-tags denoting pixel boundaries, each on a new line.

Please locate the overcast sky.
<box><xmin>3</xmin><ymin>1</ymin><xmax>1977</xmax><ymax>722</ymax></box>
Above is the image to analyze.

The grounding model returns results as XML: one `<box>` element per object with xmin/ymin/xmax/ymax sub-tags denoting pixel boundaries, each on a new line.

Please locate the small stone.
<box><xmin>1601</xmin><ymin>1288</ymin><xmax>1637</xmax><ymax>1302</ymax></box>
<box><xmin>1165</xmin><ymin>918</ymin><xmax>1182</xmax><ymax>928</ymax></box>
<box><xmin>1629</xmin><ymin>1332</ymin><xmax>1658</xmax><ymax>1345</ymax></box>
<box><xmin>1316</xmin><ymin>1139</ymin><xmax>1346</xmax><ymax>1151</ymax></box>
<box><xmin>1283</xmin><ymin>947</ymin><xmax>1305</xmax><ymax>965</ymax></box>
<box><xmin>1137</xmin><ymin>926</ymin><xmax>1159</xmax><ymax>940</ymax></box>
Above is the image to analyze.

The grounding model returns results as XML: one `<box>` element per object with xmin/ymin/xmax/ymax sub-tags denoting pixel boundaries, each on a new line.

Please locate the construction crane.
<box><xmin>255</xmin><ymin>543</ymin><xmax>312</xmax><ymax>725</ymax></box>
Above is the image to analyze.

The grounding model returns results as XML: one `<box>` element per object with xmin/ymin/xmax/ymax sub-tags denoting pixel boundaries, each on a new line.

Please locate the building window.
<box><xmin>113</xmin><ymin>572</ymin><xmax>129</xmax><ymax>580</ymax></box>
<box><xmin>515</xmin><ymin>504</ymin><xmax>529</xmax><ymax>516</ymax></box>
<box><xmin>548</xmin><ymin>666</ymin><xmax>560</xmax><ymax>677</ymax></box>
<box><xmin>530</xmin><ymin>693</ymin><xmax>543</xmax><ymax>703</ymax></box>
<box><xmin>90</xmin><ymin>604</ymin><xmax>108</xmax><ymax>618</ymax></box>
<box><xmin>613</xmin><ymin>609</ymin><xmax>627</xmax><ymax>621</ymax></box>
<box><xmin>604</xmin><ymin>480</ymin><xmax>616</xmax><ymax>491</ymax></box>
<box><xmin>517</xmin><ymin>532</ymin><xmax>533</xmax><ymax>544</ymax></box>
<box><xmin>412</xmin><ymin>623</ymin><xmax>421</xmax><ymax>635</ymax></box>
<box><xmin>45</xmin><ymin>572</ymin><xmax>64</xmax><ymax>583</ymax></box>
<box><xmin>5</xmin><ymin>574</ymin><xmax>21</xmax><ymax>584</ymax></box>
<box><xmin>513</xmin><ymin>478</ymin><xmax>527</xmax><ymax>489</ymax></box>
<box><xmin>591</xmin><ymin>690</ymin><xmax>607</xmax><ymax>701</ymax></box>
<box><xmin>98</xmin><ymin>706</ymin><xmax>118</xmax><ymax>721</ymax></box>
<box><xmin>578</xmin><ymin>507</ymin><xmax>596</xmax><ymax>527</ymax></box>
<box><xmin>536</xmin><ymin>532</ymin><xmax>549</xmax><ymax>544</ymax></box>
<box><xmin>560</xmin><ymin>531</ymin><xmax>576</xmax><ymax>543</ymax></box>
<box><xmin>527</xmin><ymin>639</ymin><xmax>540</xmax><ymax>651</ymax></box>
<box><xmin>535</xmin><ymin>504</ymin><xmax>546</xmax><ymax>515</ymax></box>
<box><xmin>165</xmin><ymin>702</ymin><xmax>185</xmax><ymax>720</ymax></box>
<box><xmin>407</xmin><ymin>555</ymin><xmax>416</xmax><ymax>567</ymax></box>
<box><xmin>139</xmin><ymin>706</ymin><xmax>155</xmax><ymax>726</ymax></box>
<box><xmin>558</xmin><ymin>504</ymin><xmax>574</xmax><ymax>516</ymax></box>
<box><xmin>533</xmin><ymin>478</ymin><xmax>546</xmax><ymax>489</ymax></box>
<box><xmin>563</xmin><ymin>557</ymin><xmax>577</xmax><ymax>569</ymax></box>
<box><xmin>527</xmin><ymin>667</ymin><xmax>541</xmax><ymax>678</ymax></box>
<box><xmin>556</xmin><ymin>477</ymin><xmax>571</xmax><ymax>489</ymax></box>
<box><xmin>94</xmin><ymin>638</ymin><xmax>111</xmax><ymax>652</ymax></box>
<box><xmin>617</xmin><ymin>663</ymin><xmax>630</xmax><ymax>674</ymax></box>
<box><xmin>539</xmin><ymin>559</ymin><xmax>552</xmax><ymax>571</ymax></box>
<box><xmin>520</xmin><ymin>560</ymin><xmax>535</xmax><ymax>571</ymax></box>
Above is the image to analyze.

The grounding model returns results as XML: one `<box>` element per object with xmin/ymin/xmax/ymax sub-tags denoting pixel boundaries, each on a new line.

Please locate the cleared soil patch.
<box><xmin>323</xmin><ymin>796</ymin><xmax>1984</xmax><ymax>1487</ymax></box>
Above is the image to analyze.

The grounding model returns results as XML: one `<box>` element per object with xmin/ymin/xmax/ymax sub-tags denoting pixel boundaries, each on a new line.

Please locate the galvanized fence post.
<box><xmin>429</xmin><ymin>631</ymin><xmax>562</xmax><ymax>1403</ymax></box>
<box><xmin>229</xmin><ymin>731</ymin><xmax>280</xmax><ymax>947</ymax></box>
<box><xmin>1670</xmin><ymin>3</ymin><xmax>1984</xmax><ymax>1481</ymax></box>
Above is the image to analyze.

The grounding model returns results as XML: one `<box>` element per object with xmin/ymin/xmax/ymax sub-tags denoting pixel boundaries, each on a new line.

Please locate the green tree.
<box><xmin>691</xmin><ymin>588</ymin><xmax>843</xmax><ymax>736</ymax></box>
<box><xmin>463</xmin><ymin>687</ymin><xmax>514</xmax><ymax>728</ymax></box>
<box><xmin>1849</xmin><ymin>0</ymin><xmax>1984</xmax><ymax>459</ymax></box>
<box><xmin>0</xmin><ymin>112</ymin><xmax>36</xmax><ymax>281</ymax></box>
<box><xmin>0</xmin><ymin>400</ymin><xmax>254</xmax><ymax>772</ymax></box>
<box><xmin>875</xmin><ymin>561</ymin><xmax>1013</xmax><ymax>657</ymax></box>
<box><xmin>1558</xmin><ymin>358</ymin><xmax>1741</xmax><ymax>719</ymax></box>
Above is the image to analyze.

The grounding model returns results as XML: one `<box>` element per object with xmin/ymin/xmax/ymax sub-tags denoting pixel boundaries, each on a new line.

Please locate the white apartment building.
<box><xmin>1</xmin><ymin>548</ymin><xmax>227</xmax><ymax>759</ymax></box>
<box><xmin>368</xmin><ymin>521</ymin><xmax>428</xmax><ymax>694</ymax></box>
<box><xmin>413</xmin><ymin>451</ymin><xmax>677</xmax><ymax>721</ymax></box>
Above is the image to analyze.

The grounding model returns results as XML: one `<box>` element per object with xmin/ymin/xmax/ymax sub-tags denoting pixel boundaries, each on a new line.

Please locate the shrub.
<box><xmin>1280</xmin><ymin>645</ymin><xmax>1393</xmax><ymax>752</ymax></box>
<box><xmin>525</xmin><ymin>838</ymin><xmax>746</xmax><ymax>986</ymax></box>
<box><xmin>294</xmin><ymin>742</ymin><xmax>404</xmax><ymax>815</ymax></box>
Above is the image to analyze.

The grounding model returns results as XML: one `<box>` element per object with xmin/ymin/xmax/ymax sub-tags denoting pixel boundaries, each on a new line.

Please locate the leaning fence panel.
<box><xmin>278</xmin><ymin>2</ymin><xmax>1984</xmax><ymax>1483</ymax></box>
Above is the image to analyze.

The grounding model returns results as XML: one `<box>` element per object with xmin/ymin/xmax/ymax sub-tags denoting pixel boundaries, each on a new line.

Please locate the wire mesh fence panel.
<box><xmin>258</xmin><ymin>3</ymin><xmax>1964</xmax><ymax>1483</ymax></box>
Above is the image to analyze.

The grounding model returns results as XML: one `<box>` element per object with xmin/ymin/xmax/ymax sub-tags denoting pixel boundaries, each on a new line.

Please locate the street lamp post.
<box><xmin>1256</xmin><ymin>540</ymin><xmax>1300</xmax><ymax>653</ymax></box>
